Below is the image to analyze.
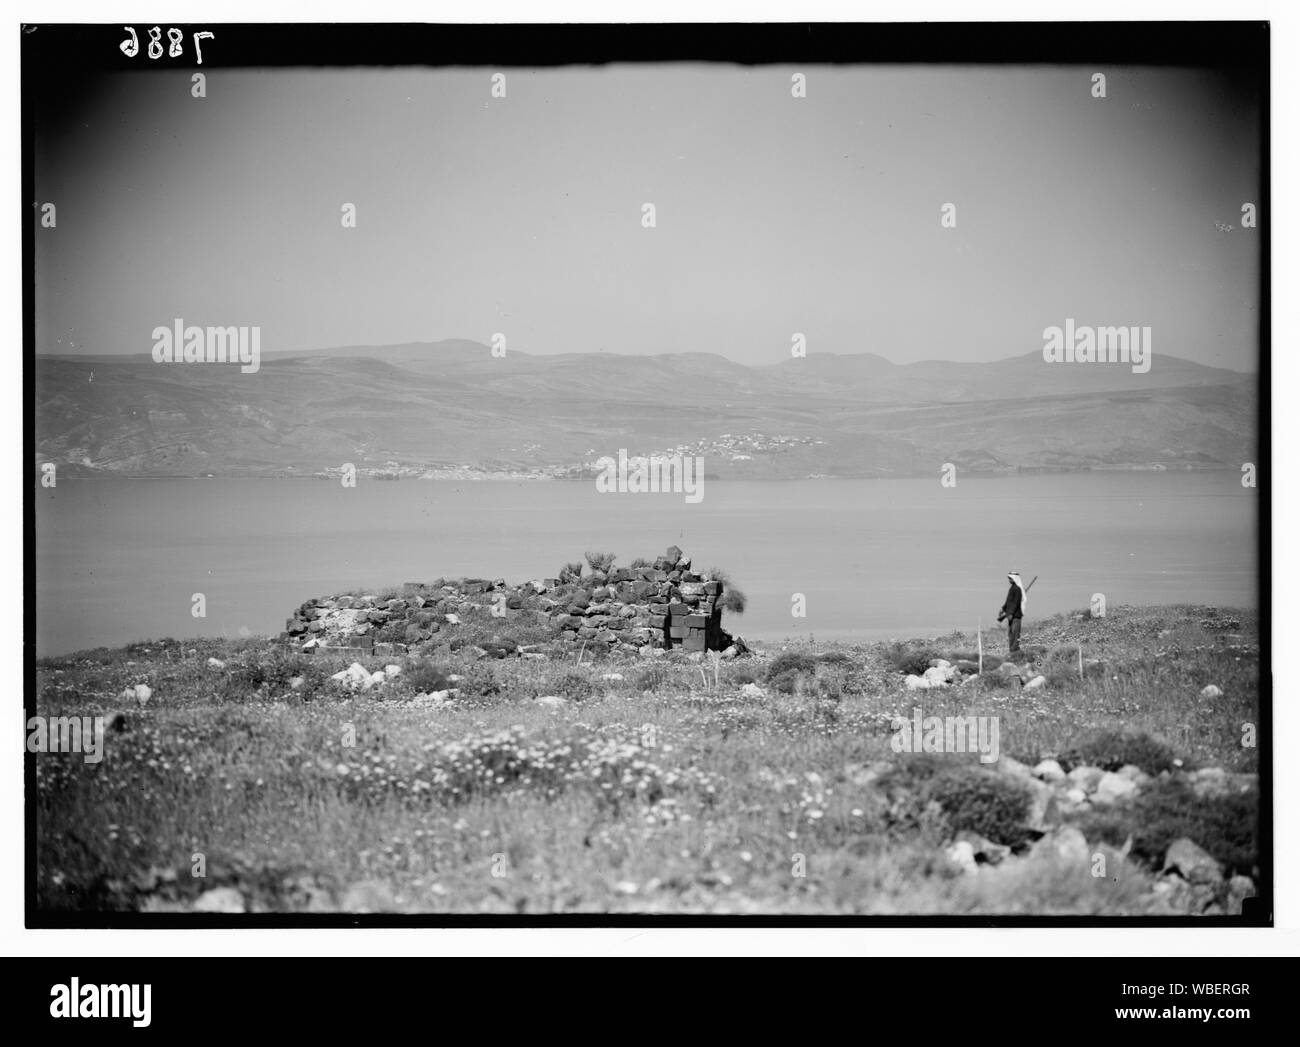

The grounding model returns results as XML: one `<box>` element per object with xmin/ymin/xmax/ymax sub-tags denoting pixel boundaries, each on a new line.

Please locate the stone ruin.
<box><xmin>280</xmin><ymin>545</ymin><xmax>740</xmax><ymax>658</ymax></box>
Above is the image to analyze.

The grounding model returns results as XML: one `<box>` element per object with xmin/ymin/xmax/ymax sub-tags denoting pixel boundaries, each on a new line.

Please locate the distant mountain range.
<box><xmin>34</xmin><ymin>340</ymin><xmax>1258</xmax><ymax>479</ymax></box>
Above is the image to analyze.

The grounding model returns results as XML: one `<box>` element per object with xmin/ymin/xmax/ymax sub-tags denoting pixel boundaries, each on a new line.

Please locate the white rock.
<box><xmin>206</xmin><ymin>657</ymin><xmax>226</xmax><ymax>670</ymax></box>
<box><xmin>997</xmin><ymin>755</ymin><xmax>1033</xmax><ymax>779</ymax></box>
<box><xmin>1031</xmin><ymin>825</ymin><xmax>1090</xmax><ymax>864</ymax></box>
<box><xmin>1023</xmin><ymin>674</ymin><xmax>1047</xmax><ymax>691</ymax></box>
<box><xmin>330</xmin><ymin>662</ymin><xmax>373</xmax><ymax>691</ymax></box>
<box><xmin>369</xmin><ymin>671</ymin><xmax>387</xmax><ymax>687</ymax></box>
<box><xmin>1067</xmin><ymin>765</ymin><xmax>1104</xmax><ymax>791</ymax></box>
<box><xmin>1033</xmin><ymin>759</ymin><xmax>1066</xmax><ymax>782</ymax></box>
<box><xmin>1163</xmin><ymin>838</ymin><xmax>1224</xmax><ymax>886</ymax></box>
<box><xmin>1201</xmin><ymin>684</ymin><xmax>1223</xmax><ymax>699</ymax></box>
<box><xmin>194</xmin><ymin>887</ymin><xmax>245</xmax><ymax>913</ymax></box>
<box><xmin>922</xmin><ymin>666</ymin><xmax>951</xmax><ymax>687</ymax></box>
<box><xmin>536</xmin><ymin>695</ymin><xmax>567</xmax><ymax>709</ymax></box>
<box><xmin>445</xmin><ymin>613</ymin><xmax>461</xmax><ymax>625</ymax></box>
<box><xmin>131</xmin><ymin>684</ymin><xmax>151</xmax><ymax>706</ymax></box>
<box><xmin>740</xmin><ymin>682</ymin><xmax>766</xmax><ymax>698</ymax></box>
<box><xmin>946</xmin><ymin>840</ymin><xmax>979</xmax><ymax>875</ymax></box>
<box><xmin>1092</xmin><ymin>771</ymin><xmax>1139</xmax><ymax>806</ymax></box>
<box><xmin>289</xmin><ymin>676</ymin><xmax>305</xmax><ymax>691</ymax></box>
<box><xmin>601</xmin><ymin>673</ymin><xmax>624</xmax><ymax>681</ymax></box>
<box><xmin>1065</xmin><ymin>787</ymin><xmax>1088</xmax><ymax>804</ymax></box>
<box><xmin>384</xmin><ymin>664</ymin><xmax>402</xmax><ymax>677</ymax></box>
<box><xmin>905</xmin><ymin>674</ymin><xmax>931</xmax><ymax>690</ymax></box>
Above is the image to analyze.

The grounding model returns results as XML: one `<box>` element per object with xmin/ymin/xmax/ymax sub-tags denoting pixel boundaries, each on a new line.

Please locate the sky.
<box><xmin>34</xmin><ymin>63</ymin><xmax>1262</xmax><ymax>369</ymax></box>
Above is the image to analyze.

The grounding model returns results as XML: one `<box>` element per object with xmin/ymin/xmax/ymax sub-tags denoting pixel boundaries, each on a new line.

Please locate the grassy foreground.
<box><xmin>33</xmin><ymin>604</ymin><xmax>1261</xmax><ymax>916</ymax></box>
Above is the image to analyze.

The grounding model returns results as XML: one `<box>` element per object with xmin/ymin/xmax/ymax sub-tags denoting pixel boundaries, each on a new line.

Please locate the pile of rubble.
<box><xmin>280</xmin><ymin>545</ymin><xmax>740</xmax><ymax>657</ymax></box>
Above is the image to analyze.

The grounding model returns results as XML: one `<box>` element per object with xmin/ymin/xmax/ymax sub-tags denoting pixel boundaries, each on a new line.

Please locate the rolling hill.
<box><xmin>33</xmin><ymin>341</ymin><xmax>1258</xmax><ymax>479</ymax></box>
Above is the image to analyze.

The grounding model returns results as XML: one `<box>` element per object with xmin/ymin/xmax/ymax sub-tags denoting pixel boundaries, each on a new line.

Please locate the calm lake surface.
<box><xmin>34</xmin><ymin>474</ymin><xmax>1259</xmax><ymax>657</ymax></box>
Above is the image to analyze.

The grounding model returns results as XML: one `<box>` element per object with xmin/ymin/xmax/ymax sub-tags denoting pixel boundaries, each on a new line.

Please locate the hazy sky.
<box><xmin>35</xmin><ymin>63</ymin><xmax>1261</xmax><ymax>369</ymax></box>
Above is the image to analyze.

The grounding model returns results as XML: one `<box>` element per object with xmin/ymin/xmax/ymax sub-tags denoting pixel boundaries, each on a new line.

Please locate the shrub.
<box><xmin>817</xmin><ymin>651</ymin><xmax>853</xmax><ymax>666</ymax></box>
<box><xmin>629</xmin><ymin>557</ymin><xmax>652</xmax><ymax>569</ymax></box>
<box><xmin>879</xmin><ymin>757</ymin><xmax>1033</xmax><ymax>846</ymax></box>
<box><xmin>631</xmin><ymin>664</ymin><xmax>670</xmax><ymax>692</ymax></box>
<box><xmin>707</xmin><ymin>566</ymin><xmax>747</xmax><ymax>615</ymax></box>
<box><xmin>584</xmin><ymin>551</ymin><xmax>616</xmax><ymax>572</ymax></box>
<box><xmin>769</xmin><ymin>670</ymin><xmax>804</xmax><ymax>695</ymax></box>
<box><xmin>882</xmin><ymin>643</ymin><xmax>938</xmax><ymax>676</ymax></box>
<box><xmin>549</xmin><ymin>671</ymin><xmax>596</xmax><ymax>702</ymax></box>
<box><xmin>219</xmin><ymin>648</ymin><xmax>327</xmax><ymax>700</ymax></box>
<box><xmin>558</xmin><ymin>562</ymin><xmax>584</xmax><ymax>583</ymax></box>
<box><xmin>766</xmin><ymin>651</ymin><xmax>818</xmax><ymax>680</ymax></box>
<box><xmin>729</xmin><ymin>666</ymin><xmax>760</xmax><ymax>686</ymax></box>
<box><xmin>1074</xmin><ymin>778</ymin><xmax>1258</xmax><ymax>877</ymax></box>
<box><xmin>923</xmin><ymin>770</ymin><xmax>1032</xmax><ymax>846</ymax></box>
<box><xmin>402</xmin><ymin>660</ymin><xmax>451</xmax><ymax>695</ymax></box>
<box><xmin>1059</xmin><ymin>729</ymin><xmax>1178</xmax><ymax>776</ymax></box>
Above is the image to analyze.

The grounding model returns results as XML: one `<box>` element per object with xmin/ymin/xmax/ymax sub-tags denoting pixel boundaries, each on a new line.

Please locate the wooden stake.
<box><xmin>1078</xmin><ymin>643</ymin><xmax>1084</xmax><ymax>681</ymax></box>
<box><xmin>977</xmin><ymin>618</ymin><xmax>983</xmax><ymax>675</ymax></box>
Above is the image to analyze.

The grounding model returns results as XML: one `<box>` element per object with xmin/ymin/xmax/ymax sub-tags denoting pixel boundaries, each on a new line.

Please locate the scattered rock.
<box><xmin>1201</xmin><ymin>684</ymin><xmax>1223</xmax><ymax>699</ymax></box>
<box><xmin>1226</xmin><ymin>874</ymin><xmax>1257</xmax><ymax>915</ymax></box>
<box><xmin>1030</xmin><ymin>825</ymin><xmax>1090</xmax><ymax>864</ymax></box>
<box><xmin>121</xmin><ymin>683</ymin><xmax>152</xmax><ymax>707</ymax></box>
<box><xmin>329</xmin><ymin>662</ymin><xmax>375</xmax><ymax>692</ymax></box>
<box><xmin>740</xmin><ymin>682</ymin><xmax>766</xmax><ymax>698</ymax></box>
<box><xmin>206</xmin><ymin>657</ymin><xmax>226</xmax><ymax>670</ymax></box>
<box><xmin>955</xmin><ymin>830</ymin><xmax>1011</xmax><ymax>866</ymax></box>
<box><xmin>1067</xmin><ymin>765</ymin><xmax>1105</xmax><ymax>792</ymax></box>
<box><xmin>1092</xmin><ymin>772</ymin><xmax>1139</xmax><ymax>806</ymax></box>
<box><xmin>340</xmin><ymin>880</ymin><xmax>397</xmax><ymax>913</ymax></box>
<box><xmin>997</xmin><ymin>755</ymin><xmax>1033</xmax><ymax>780</ymax></box>
<box><xmin>1023</xmin><ymin>777</ymin><xmax>1062</xmax><ymax>832</ymax></box>
<box><xmin>1032</xmin><ymin>759</ymin><xmax>1066</xmax><ymax>782</ymax></box>
<box><xmin>946</xmin><ymin>840</ymin><xmax>979</xmax><ymax>875</ymax></box>
<box><xmin>922</xmin><ymin>665</ymin><xmax>952</xmax><ymax>687</ymax></box>
<box><xmin>193</xmin><ymin>887</ymin><xmax>246</xmax><ymax>914</ymax></box>
<box><xmin>1162</xmin><ymin>838</ymin><xmax>1224</xmax><ymax>886</ymax></box>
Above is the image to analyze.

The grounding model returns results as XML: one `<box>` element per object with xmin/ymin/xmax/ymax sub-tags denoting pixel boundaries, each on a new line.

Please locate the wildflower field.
<box><xmin>32</xmin><ymin>604</ymin><xmax>1262</xmax><ymax>916</ymax></box>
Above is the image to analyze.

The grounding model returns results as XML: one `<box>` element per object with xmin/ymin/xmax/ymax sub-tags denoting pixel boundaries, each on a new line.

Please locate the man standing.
<box><xmin>997</xmin><ymin>571</ymin><xmax>1027</xmax><ymax>655</ymax></box>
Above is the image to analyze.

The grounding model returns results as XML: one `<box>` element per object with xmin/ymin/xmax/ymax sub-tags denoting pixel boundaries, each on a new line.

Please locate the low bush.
<box><xmin>1059</xmin><ymin>729</ymin><xmax>1179</xmax><ymax>776</ymax></box>
<box><xmin>402</xmin><ymin>660</ymin><xmax>451</xmax><ymax>695</ymax></box>
<box><xmin>882</xmin><ymin>643</ymin><xmax>939</xmax><ymax>676</ymax></box>
<box><xmin>879</xmin><ymin>757</ymin><xmax>1032</xmax><ymax>847</ymax></box>
<box><xmin>1073</xmin><ymin>778</ymin><xmax>1258</xmax><ymax>877</ymax></box>
<box><xmin>766</xmin><ymin>651</ymin><xmax>818</xmax><ymax>680</ymax></box>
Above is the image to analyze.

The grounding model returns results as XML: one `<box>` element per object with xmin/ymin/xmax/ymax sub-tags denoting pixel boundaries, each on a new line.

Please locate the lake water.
<box><xmin>33</xmin><ymin>474</ymin><xmax>1259</xmax><ymax>657</ymax></box>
